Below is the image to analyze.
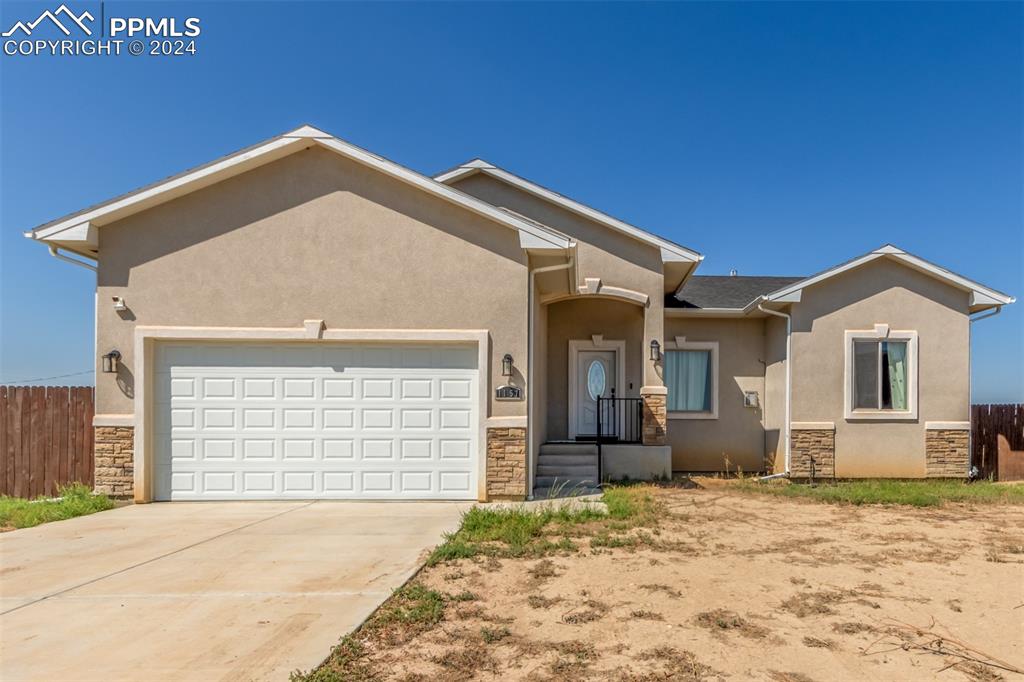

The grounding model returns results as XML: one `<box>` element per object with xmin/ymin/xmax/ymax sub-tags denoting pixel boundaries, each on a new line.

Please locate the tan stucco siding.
<box><xmin>763</xmin><ymin>315</ymin><xmax>787</xmax><ymax>473</ymax></box>
<box><xmin>95</xmin><ymin>147</ymin><xmax>529</xmax><ymax>417</ymax></box>
<box><xmin>789</xmin><ymin>259</ymin><xmax>971</xmax><ymax>477</ymax></box>
<box><xmin>663</xmin><ymin>318</ymin><xmax>767</xmax><ymax>472</ymax></box>
<box><xmin>544</xmin><ymin>298</ymin><xmax>645</xmax><ymax>441</ymax></box>
<box><xmin>449</xmin><ymin>172</ymin><xmax>665</xmax><ymax>387</ymax></box>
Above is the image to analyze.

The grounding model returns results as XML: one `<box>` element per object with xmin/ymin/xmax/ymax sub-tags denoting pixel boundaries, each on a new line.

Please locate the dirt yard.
<box><xmin>300</xmin><ymin>483</ymin><xmax>1024</xmax><ymax>681</ymax></box>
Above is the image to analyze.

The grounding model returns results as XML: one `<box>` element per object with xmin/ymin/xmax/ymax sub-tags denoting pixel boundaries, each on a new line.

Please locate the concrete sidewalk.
<box><xmin>0</xmin><ymin>500</ymin><xmax>467</xmax><ymax>681</ymax></box>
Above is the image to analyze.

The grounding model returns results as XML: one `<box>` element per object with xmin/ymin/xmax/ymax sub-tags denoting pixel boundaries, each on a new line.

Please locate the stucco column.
<box><xmin>640</xmin><ymin>297</ymin><xmax>668</xmax><ymax>446</ymax></box>
<box><xmin>643</xmin><ymin>291</ymin><xmax>664</xmax><ymax>388</ymax></box>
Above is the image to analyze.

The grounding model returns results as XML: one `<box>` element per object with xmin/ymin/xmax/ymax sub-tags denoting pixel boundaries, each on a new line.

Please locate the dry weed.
<box><xmin>802</xmin><ymin>636</ymin><xmax>837</xmax><ymax>649</ymax></box>
<box><xmin>694</xmin><ymin>609</ymin><xmax>770</xmax><ymax>639</ymax></box>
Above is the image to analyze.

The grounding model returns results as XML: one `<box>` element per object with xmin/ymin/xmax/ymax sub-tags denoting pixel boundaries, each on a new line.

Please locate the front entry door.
<box><xmin>575</xmin><ymin>350</ymin><xmax>617</xmax><ymax>438</ymax></box>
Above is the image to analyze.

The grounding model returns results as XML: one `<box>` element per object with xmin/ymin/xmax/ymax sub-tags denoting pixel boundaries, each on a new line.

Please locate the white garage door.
<box><xmin>154</xmin><ymin>342</ymin><xmax>479</xmax><ymax>500</ymax></box>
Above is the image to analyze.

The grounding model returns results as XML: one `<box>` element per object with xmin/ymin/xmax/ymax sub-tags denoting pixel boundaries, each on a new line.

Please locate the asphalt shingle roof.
<box><xmin>669</xmin><ymin>275</ymin><xmax>805</xmax><ymax>309</ymax></box>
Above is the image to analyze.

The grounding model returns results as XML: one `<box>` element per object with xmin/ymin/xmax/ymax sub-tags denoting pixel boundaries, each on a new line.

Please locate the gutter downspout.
<box><xmin>968</xmin><ymin>305</ymin><xmax>1003</xmax><ymax>478</ymax></box>
<box><xmin>757</xmin><ymin>300</ymin><xmax>792</xmax><ymax>481</ymax></box>
<box><xmin>48</xmin><ymin>245</ymin><xmax>97</xmax><ymax>272</ymax></box>
<box><xmin>527</xmin><ymin>249</ymin><xmax>576</xmax><ymax>499</ymax></box>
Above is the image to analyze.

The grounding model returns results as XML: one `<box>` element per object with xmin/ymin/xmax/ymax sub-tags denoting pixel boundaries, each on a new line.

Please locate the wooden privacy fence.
<box><xmin>972</xmin><ymin>403</ymin><xmax>1024</xmax><ymax>480</ymax></box>
<box><xmin>0</xmin><ymin>386</ymin><xmax>95</xmax><ymax>498</ymax></box>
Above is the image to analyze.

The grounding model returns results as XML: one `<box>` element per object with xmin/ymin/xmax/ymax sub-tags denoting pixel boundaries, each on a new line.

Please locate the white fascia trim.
<box><xmin>27</xmin><ymin>128</ymin><xmax>571</xmax><ymax>252</ymax></box>
<box><xmin>791</xmin><ymin>421</ymin><xmax>835</xmax><ymax>431</ymax></box>
<box><xmin>435</xmin><ymin>161</ymin><xmax>703</xmax><ymax>264</ymax></box>
<box><xmin>925</xmin><ymin>421</ymin><xmax>971</xmax><ymax>431</ymax></box>
<box><xmin>665</xmin><ymin>307</ymin><xmax>751</xmax><ymax>318</ymax></box>
<box><xmin>131</xmin><ymin>325</ymin><xmax>491</xmax><ymax>503</ymax></box>
<box><xmin>765</xmin><ymin>245</ymin><xmax>1015</xmax><ymax>307</ymax></box>
<box><xmin>29</xmin><ymin>135</ymin><xmax>310</xmax><ymax>241</ymax></box>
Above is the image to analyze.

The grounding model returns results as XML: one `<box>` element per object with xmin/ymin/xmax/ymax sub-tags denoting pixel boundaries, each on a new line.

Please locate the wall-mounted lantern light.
<box><xmin>649</xmin><ymin>340</ymin><xmax>661</xmax><ymax>362</ymax></box>
<box><xmin>501</xmin><ymin>353</ymin><xmax>514</xmax><ymax>377</ymax></box>
<box><xmin>102</xmin><ymin>350</ymin><xmax>121</xmax><ymax>374</ymax></box>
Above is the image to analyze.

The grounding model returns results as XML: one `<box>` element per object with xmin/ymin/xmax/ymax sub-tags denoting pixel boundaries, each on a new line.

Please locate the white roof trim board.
<box><xmin>762</xmin><ymin>245</ymin><xmax>1015</xmax><ymax>309</ymax></box>
<box><xmin>435</xmin><ymin>159</ymin><xmax>703</xmax><ymax>264</ymax></box>
<box><xmin>25</xmin><ymin>126</ymin><xmax>571</xmax><ymax>253</ymax></box>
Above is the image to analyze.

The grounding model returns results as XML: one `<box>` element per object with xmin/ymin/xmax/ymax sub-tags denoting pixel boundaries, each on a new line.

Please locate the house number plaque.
<box><xmin>495</xmin><ymin>385</ymin><xmax>523</xmax><ymax>401</ymax></box>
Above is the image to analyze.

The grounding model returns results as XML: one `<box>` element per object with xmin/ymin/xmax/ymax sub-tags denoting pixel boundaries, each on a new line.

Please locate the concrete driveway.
<box><xmin>0</xmin><ymin>501</ymin><xmax>467</xmax><ymax>681</ymax></box>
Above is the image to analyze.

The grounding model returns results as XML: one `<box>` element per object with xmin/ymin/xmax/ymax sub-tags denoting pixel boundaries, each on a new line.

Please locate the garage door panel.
<box><xmin>154</xmin><ymin>342</ymin><xmax>479</xmax><ymax>500</ymax></box>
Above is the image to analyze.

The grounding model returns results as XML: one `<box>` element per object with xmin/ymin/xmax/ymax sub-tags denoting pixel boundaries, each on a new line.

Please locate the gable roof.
<box><xmin>25</xmin><ymin>126</ymin><xmax>572</xmax><ymax>257</ymax></box>
<box><xmin>669</xmin><ymin>275</ymin><xmax>804</xmax><ymax>309</ymax></box>
<box><xmin>434</xmin><ymin>159</ymin><xmax>702</xmax><ymax>264</ymax></box>
<box><xmin>762</xmin><ymin>244</ymin><xmax>1015</xmax><ymax>311</ymax></box>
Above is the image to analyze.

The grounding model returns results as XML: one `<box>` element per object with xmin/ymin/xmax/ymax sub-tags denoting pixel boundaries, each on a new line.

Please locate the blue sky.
<box><xmin>1</xmin><ymin>1</ymin><xmax>1021</xmax><ymax>401</ymax></box>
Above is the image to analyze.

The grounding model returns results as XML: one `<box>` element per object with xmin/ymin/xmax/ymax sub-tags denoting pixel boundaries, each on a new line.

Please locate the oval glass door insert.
<box><xmin>587</xmin><ymin>360</ymin><xmax>606</xmax><ymax>400</ymax></box>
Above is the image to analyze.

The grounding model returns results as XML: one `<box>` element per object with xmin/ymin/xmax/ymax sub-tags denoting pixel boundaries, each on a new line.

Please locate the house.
<box><xmin>26</xmin><ymin>125</ymin><xmax>1015</xmax><ymax>502</ymax></box>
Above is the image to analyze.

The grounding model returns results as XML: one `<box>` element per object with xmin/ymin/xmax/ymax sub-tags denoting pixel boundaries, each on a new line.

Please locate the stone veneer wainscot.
<box><xmin>790</xmin><ymin>428</ymin><xmax>835</xmax><ymax>479</ymax></box>
<box><xmin>641</xmin><ymin>390</ymin><xmax>667</xmax><ymax>446</ymax></box>
<box><xmin>95</xmin><ymin>426</ymin><xmax>134</xmax><ymax>498</ymax></box>
<box><xmin>925</xmin><ymin>429</ymin><xmax>969</xmax><ymax>478</ymax></box>
<box><xmin>486</xmin><ymin>426</ymin><xmax>527</xmax><ymax>500</ymax></box>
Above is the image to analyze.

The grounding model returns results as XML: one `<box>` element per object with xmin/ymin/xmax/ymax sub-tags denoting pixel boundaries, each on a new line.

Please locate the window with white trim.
<box><xmin>845</xmin><ymin>328</ymin><xmax>918</xmax><ymax>420</ymax></box>
<box><xmin>665</xmin><ymin>339</ymin><xmax>718</xmax><ymax>419</ymax></box>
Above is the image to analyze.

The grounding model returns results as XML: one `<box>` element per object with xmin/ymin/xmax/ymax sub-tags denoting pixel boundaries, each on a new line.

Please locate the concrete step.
<box><xmin>537</xmin><ymin>453</ymin><xmax>598</xmax><ymax>467</ymax></box>
<box><xmin>533</xmin><ymin>475</ymin><xmax>599</xmax><ymax>491</ymax></box>
<box><xmin>532</xmin><ymin>486</ymin><xmax>602</xmax><ymax>500</ymax></box>
<box><xmin>538</xmin><ymin>443</ymin><xmax>598</xmax><ymax>456</ymax></box>
<box><xmin>536</xmin><ymin>464</ymin><xmax>599</xmax><ymax>478</ymax></box>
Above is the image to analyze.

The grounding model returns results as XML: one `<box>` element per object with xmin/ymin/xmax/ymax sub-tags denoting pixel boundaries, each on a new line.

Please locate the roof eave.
<box><xmin>435</xmin><ymin>161</ymin><xmax>703</xmax><ymax>265</ymax></box>
<box><xmin>25</xmin><ymin>127</ymin><xmax>572</xmax><ymax>254</ymax></box>
<box><xmin>761</xmin><ymin>245</ymin><xmax>1015</xmax><ymax>309</ymax></box>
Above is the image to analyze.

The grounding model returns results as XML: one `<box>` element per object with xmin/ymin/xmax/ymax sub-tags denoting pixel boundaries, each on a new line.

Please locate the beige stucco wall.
<box><xmin>763</xmin><ymin>315</ymin><xmax>787</xmax><ymax>473</ymax></box>
<box><xmin>448</xmin><ymin>172</ymin><xmax>665</xmax><ymax>387</ymax></box>
<box><xmin>544</xmin><ymin>298</ymin><xmax>645</xmax><ymax>441</ymax></box>
<box><xmin>789</xmin><ymin>258</ymin><xmax>971</xmax><ymax>477</ymax></box>
<box><xmin>95</xmin><ymin>147</ymin><xmax>529</xmax><ymax>418</ymax></box>
<box><xmin>663</xmin><ymin>317</ymin><xmax>767</xmax><ymax>472</ymax></box>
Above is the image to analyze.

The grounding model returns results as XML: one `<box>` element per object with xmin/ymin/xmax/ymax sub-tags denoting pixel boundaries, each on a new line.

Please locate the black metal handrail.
<box><xmin>595</xmin><ymin>395</ymin><xmax>644</xmax><ymax>483</ymax></box>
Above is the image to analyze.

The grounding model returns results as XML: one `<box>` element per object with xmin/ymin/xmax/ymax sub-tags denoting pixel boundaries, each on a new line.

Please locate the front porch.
<box><xmin>530</xmin><ymin>295</ymin><xmax>671</xmax><ymax>498</ymax></box>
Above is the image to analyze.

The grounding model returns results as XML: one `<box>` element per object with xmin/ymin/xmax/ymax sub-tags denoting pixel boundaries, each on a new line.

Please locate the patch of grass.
<box><xmin>367</xmin><ymin>583</ymin><xmax>447</xmax><ymax>636</ymax></box>
<box><xmin>290</xmin><ymin>637</ymin><xmax>375</xmax><ymax>682</ymax></box>
<box><xmin>426</xmin><ymin>506</ymin><xmax>599</xmax><ymax>565</ymax></box>
<box><xmin>428</xmin><ymin>487</ymin><xmax>664</xmax><ymax>566</ymax></box>
<box><xmin>0</xmin><ymin>484</ymin><xmax>115</xmax><ymax>530</ymax></box>
<box><xmin>735</xmin><ymin>478</ymin><xmax>1024</xmax><ymax>507</ymax></box>
<box><xmin>602</xmin><ymin>485</ymin><xmax>661</xmax><ymax>524</ymax></box>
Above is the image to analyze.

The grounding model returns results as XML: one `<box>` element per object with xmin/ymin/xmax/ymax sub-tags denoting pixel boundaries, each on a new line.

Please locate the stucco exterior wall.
<box><xmin>95</xmin><ymin>147</ymin><xmax>529</xmax><ymax>419</ymax></box>
<box><xmin>448</xmin><ymin>172</ymin><xmax>665</xmax><ymax>387</ymax></box>
<box><xmin>789</xmin><ymin>259</ymin><xmax>971</xmax><ymax>477</ymax></box>
<box><xmin>663</xmin><ymin>317</ymin><xmax>767</xmax><ymax>472</ymax></box>
<box><xmin>763</xmin><ymin>315</ymin><xmax>787</xmax><ymax>473</ymax></box>
<box><xmin>544</xmin><ymin>298</ymin><xmax>645</xmax><ymax>441</ymax></box>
